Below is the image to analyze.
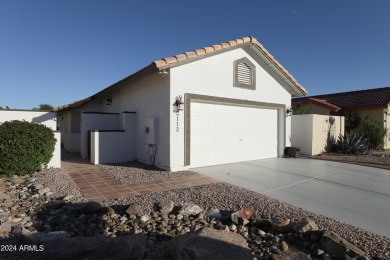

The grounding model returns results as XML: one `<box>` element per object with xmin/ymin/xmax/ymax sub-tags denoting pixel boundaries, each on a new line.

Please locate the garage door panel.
<box><xmin>190</xmin><ymin>102</ymin><xmax>278</xmax><ymax>167</ymax></box>
<box><xmin>191</xmin><ymin>102</ymin><xmax>202</xmax><ymax>112</ymax></box>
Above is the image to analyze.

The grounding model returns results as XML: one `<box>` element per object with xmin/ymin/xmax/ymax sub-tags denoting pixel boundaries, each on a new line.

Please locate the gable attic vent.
<box><xmin>234</xmin><ymin>57</ymin><xmax>256</xmax><ymax>90</ymax></box>
<box><xmin>237</xmin><ymin>62</ymin><xmax>252</xmax><ymax>85</ymax></box>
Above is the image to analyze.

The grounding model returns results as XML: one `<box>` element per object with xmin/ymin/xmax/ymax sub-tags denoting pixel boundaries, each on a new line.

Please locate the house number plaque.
<box><xmin>176</xmin><ymin>112</ymin><xmax>179</xmax><ymax>132</ymax></box>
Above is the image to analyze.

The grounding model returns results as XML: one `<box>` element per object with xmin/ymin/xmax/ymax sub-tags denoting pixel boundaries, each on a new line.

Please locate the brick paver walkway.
<box><xmin>62</xmin><ymin>151</ymin><xmax>219</xmax><ymax>201</ymax></box>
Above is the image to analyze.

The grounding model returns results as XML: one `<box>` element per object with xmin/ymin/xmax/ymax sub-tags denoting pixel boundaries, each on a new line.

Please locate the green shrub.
<box><xmin>362</xmin><ymin>119</ymin><xmax>388</xmax><ymax>149</ymax></box>
<box><xmin>333</xmin><ymin>131</ymin><xmax>370</xmax><ymax>155</ymax></box>
<box><xmin>344</xmin><ymin>112</ymin><xmax>362</xmax><ymax>133</ymax></box>
<box><xmin>292</xmin><ymin>102</ymin><xmax>311</xmax><ymax>115</ymax></box>
<box><xmin>0</xmin><ymin>120</ymin><xmax>56</xmax><ymax>176</ymax></box>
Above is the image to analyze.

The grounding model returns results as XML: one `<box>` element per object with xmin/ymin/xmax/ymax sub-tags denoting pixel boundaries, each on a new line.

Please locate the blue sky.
<box><xmin>1</xmin><ymin>1</ymin><xmax>389</xmax><ymax>109</ymax></box>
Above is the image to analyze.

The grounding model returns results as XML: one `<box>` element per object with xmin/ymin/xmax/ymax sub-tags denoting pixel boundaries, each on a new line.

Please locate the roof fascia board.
<box><xmin>56</xmin><ymin>64</ymin><xmax>158</xmax><ymax>112</ymax></box>
<box><xmin>251</xmin><ymin>44</ymin><xmax>307</xmax><ymax>96</ymax></box>
<box><xmin>90</xmin><ymin>64</ymin><xmax>157</xmax><ymax>99</ymax></box>
<box><xmin>249</xmin><ymin>44</ymin><xmax>305</xmax><ymax>97</ymax></box>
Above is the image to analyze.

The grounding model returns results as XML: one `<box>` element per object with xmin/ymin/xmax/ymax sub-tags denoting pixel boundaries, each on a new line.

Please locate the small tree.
<box><xmin>0</xmin><ymin>120</ymin><xmax>56</xmax><ymax>176</ymax></box>
<box><xmin>33</xmin><ymin>104</ymin><xmax>54</xmax><ymax>111</ymax></box>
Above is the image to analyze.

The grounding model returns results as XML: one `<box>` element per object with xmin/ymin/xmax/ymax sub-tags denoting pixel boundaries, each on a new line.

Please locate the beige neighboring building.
<box><xmin>292</xmin><ymin>87</ymin><xmax>390</xmax><ymax>149</ymax></box>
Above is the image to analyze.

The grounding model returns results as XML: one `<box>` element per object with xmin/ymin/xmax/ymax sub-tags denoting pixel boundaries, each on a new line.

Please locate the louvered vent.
<box><xmin>237</xmin><ymin>62</ymin><xmax>252</xmax><ymax>85</ymax></box>
<box><xmin>234</xmin><ymin>57</ymin><xmax>256</xmax><ymax>90</ymax></box>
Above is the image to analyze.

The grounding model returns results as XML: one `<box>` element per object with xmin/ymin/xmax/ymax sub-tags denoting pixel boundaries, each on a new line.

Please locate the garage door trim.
<box><xmin>184</xmin><ymin>93</ymin><xmax>286</xmax><ymax>166</ymax></box>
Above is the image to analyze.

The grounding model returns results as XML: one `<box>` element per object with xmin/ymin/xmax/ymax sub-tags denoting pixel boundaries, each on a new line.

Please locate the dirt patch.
<box><xmin>311</xmin><ymin>152</ymin><xmax>390</xmax><ymax>170</ymax></box>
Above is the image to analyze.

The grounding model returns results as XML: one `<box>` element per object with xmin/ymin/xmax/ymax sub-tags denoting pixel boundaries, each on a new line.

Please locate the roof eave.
<box><xmin>249</xmin><ymin>41</ymin><xmax>307</xmax><ymax>97</ymax></box>
<box><xmin>55</xmin><ymin>64</ymin><xmax>158</xmax><ymax>112</ymax></box>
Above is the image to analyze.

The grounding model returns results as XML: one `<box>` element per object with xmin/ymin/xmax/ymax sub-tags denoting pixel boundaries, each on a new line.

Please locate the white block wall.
<box><xmin>48</xmin><ymin>132</ymin><xmax>61</xmax><ymax>168</ymax></box>
<box><xmin>291</xmin><ymin>114</ymin><xmax>345</xmax><ymax>155</ymax></box>
<box><xmin>0</xmin><ymin>110</ymin><xmax>57</xmax><ymax>130</ymax></box>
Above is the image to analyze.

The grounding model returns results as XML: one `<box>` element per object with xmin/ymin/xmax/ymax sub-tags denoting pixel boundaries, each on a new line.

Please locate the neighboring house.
<box><xmin>292</xmin><ymin>87</ymin><xmax>390</xmax><ymax>148</ymax></box>
<box><xmin>55</xmin><ymin>36</ymin><xmax>307</xmax><ymax>171</ymax></box>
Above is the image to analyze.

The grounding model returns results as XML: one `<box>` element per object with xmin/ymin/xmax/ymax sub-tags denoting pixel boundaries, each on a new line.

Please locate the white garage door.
<box><xmin>190</xmin><ymin>102</ymin><xmax>278</xmax><ymax>167</ymax></box>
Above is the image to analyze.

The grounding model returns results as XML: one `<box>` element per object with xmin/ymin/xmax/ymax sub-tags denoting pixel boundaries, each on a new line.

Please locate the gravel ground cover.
<box><xmin>34</xmin><ymin>168</ymin><xmax>85</xmax><ymax>203</ymax></box>
<box><xmin>98</xmin><ymin>161</ymin><xmax>197</xmax><ymax>184</ymax></box>
<box><xmin>311</xmin><ymin>152</ymin><xmax>390</xmax><ymax>170</ymax></box>
<box><xmin>104</xmin><ymin>183</ymin><xmax>389</xmax><ymax>259</ymax></box>
<box><xmin>1</xmin><ymin>163</ymin><xmax>389</xmax><ymax>259</ymax></box>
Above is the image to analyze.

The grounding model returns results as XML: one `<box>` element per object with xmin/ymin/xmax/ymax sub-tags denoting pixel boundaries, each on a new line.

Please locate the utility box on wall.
<box><xmin>145</xmin><ymin>118</ymin><xmax>157</xmax><ymax>144</ymax></box>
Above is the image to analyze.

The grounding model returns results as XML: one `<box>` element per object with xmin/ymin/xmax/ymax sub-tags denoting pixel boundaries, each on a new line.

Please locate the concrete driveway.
<box><xmin>193</xmin><ymin>158</ymin><xmax>390</xmax><ymax>237</ymax></box>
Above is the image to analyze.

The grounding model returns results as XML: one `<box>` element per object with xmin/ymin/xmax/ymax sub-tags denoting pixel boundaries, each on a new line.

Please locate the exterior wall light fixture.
<box><xmin>159</xmin><ymin>70</ymin><xmax>168</xmax><ymax>76</ymax></box>
<box><xmin>173</xmin><ymin>95</ymin><xmax>184</xmax><ymax>112</ymax></box>
<box><xmin>286</xmin><ymin>107</ymin><xmax>293</xmax><ymax>117</ymax></box>
<box><xmin>106</xmin><ymin>97</ymin><xmax>112</xmax><ymax>105</ymax></box>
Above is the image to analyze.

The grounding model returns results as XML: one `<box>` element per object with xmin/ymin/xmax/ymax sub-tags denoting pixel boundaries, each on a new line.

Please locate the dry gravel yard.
<box><xmin>311</xmin><ymin>152</ymin><xmax>390</xmax><ymax>170</ymax></box>
<box><xmin>0</xmin><ymin>160</ymin><xmax>389</xmax><ymax>259</ymax></box>
<box><xmin>97</xmin><ymin>161</ymin><xmax>197</xmax><ymax>184</ymax></box>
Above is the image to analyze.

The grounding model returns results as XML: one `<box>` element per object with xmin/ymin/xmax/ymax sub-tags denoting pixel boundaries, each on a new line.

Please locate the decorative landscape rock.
<box><xmin>169</xmin><ymin>227</ymin><xmax>252</xmax><ymax>260</ymax></box>
<box><xmin>292</xmin><ymin>218</ymin><xmax>319</xmax><ymax>233</ymax></box>
<box><xmin>62</xmin><ymin>195</ymin><xmax>74</xmax><ymax>201</ymax></box>
<box><xmin>271</xmin><ymin>217</ymin><xmax>291</xmax><ymax>232</ymax></box>
<box><xmin>38</xmin><ymin>187</ymin><xmax>50</xmax><ymax>195</ymax></box>
<box><xmin>231</xmin><ymin>207</ymin><xmax>255</xmax><ymax>225</ymax></box>
<box><xmin>126</xmin><ymin>203</ymin><xmax>142</xmax><ymax>216</ymax></box>
<box><xmin>158</xmin><ymin>201</ymin><xmax>174</xmax><ymax>215</ymax></box>
<box><xmin>21</xmin><ymin>228</ymin><xmax>71</xmax><ymax>244</ymax></box>
<box><xmin>179</xmin><ymin>203</ymin><xmax>203</xmax><ymax>216</ymax></box>
<box><xmin>281</xmin><ymin>241</ymin><xmax>289</xmax><ymax>252</ymax></box>
<box><xmin>0</xmin><ymin>168</ymin><xmax>384</xmax><ymax>260</ymax></box>
<box><xmin>204</xmin><ymin>208</ymin><xmax>222</xmax><ymax>220</ymax></box>
<box><xmin>321</xmin><ymin>230</ymin><xmax>369</xmax><ymax>260</ymax></box>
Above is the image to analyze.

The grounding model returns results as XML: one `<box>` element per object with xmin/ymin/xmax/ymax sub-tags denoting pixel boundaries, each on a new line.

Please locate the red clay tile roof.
<box><xmin>308</xmin><ymin>98</ymin><xmax>341</xmax><ymax>112</ymax></box>
<box><xmin>56</xmin><ymin>36</ymin><xmax>306</xmax><ymax>112</ymax></box>
<box><xmin>292</xmin><ymin>87</ymin><xmax>390</xmax><ymax>110</ymax></box>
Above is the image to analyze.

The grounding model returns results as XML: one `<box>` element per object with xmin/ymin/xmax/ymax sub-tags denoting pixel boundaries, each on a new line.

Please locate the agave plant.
<box><xmin>334</xmin><ymin>131</ymin><xmax>370</xmax><ymax>155</ymax></box>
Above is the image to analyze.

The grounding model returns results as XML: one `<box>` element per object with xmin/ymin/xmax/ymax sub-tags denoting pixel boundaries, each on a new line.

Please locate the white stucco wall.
<box><xmin>75</xmin><ymin>73</ymin><xmax>170</xmax><ymax>169</ymax></box>
<box><xmin>91</xmin><ymin>130</ymin><xmax>135</xmax><ymax>164</ymax></box>
<box><xmin>48</xmin><ymin>132</ymin><xmax>61</xmax><ymax>168</ymax></box>
<box><xmin>291</xmin><ymin>115</ymin><xmax>313</xmax><ymax>155</ymax></box>
<box><xmin>80</xmin><ymin>113</ymin><xmax>120</xmax><ymax>159</ymax></box>
<box><xmin>170</xmin><ymin>47</ymin><xmax>293</xmax><ymax>170</ymax></box>
<box><xmin>291</xmin><ymin>114</ymin><xmax>344</xmax><ymax>155</ymax></box>
<box><xmin>90</xmin><ymin>113</ymin><xmax>136</xmax><ymax>165</ymax></box>
<box><xmin>60</xmin><ymin>46</ymin><xmax>300</xmax><ymax>170</ymax></box>
<box><xmin>0</xmin><ymin>110</ymin><xmax>57</xmax><ymax>130</ymax></box>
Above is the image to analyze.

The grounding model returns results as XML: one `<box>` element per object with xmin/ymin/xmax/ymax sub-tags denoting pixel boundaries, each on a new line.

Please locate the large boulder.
<box><xmin>321</xmin><ymin>230</ymin><xmax>369</xmax><ymax>260</ymax></box>
<box><xmin>169</xmin><ymin>227</ymin><xmax>252</xmax><ymax>260</ymax></box>
<box><xmin>38</xmin><ymin>235</ymin><xmax>147</xmax><ymax>260</ymax></box>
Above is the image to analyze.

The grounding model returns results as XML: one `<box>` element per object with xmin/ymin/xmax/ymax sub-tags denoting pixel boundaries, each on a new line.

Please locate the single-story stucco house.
<box><xmin>55</xmin><ymin>36</ymin><xmax>307</xmax><ymax>171</ymax></box>
<box><xmin>292</xmin><ymin>87</ymin><xmax>390</xmax><ymax>148</ymax></box>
